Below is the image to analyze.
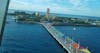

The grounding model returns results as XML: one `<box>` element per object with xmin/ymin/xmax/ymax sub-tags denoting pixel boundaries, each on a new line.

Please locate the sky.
<box><xmin>9</xmin><ymin>0</ymin><xmax>100</xmax><ymax>17</ymax></box>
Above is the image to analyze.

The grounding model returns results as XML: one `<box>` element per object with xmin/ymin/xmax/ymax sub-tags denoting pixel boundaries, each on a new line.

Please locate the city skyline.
<box><xmin>9</xmin><ymin>0</ymin><xmax>100</xmax><ymax>17</ymax></box>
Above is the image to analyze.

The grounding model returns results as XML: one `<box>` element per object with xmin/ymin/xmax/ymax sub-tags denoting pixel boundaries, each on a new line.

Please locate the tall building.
<box><xmin>45</xmin><ymin>8</ymin><xmax>50</xmax><ymax>19</ymax></box>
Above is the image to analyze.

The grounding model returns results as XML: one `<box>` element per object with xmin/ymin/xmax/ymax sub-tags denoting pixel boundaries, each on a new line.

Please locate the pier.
<box><xmin>41</xmin><ymin>23</ymin><xmax>91</xmax><ymax>53</ymax></box>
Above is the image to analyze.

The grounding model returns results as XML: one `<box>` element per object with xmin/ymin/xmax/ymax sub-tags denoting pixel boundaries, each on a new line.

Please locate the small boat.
<box><xmin>73</xmin><ymin>28</ymin><xmax>76</xmax><ymax>30</ymax></box>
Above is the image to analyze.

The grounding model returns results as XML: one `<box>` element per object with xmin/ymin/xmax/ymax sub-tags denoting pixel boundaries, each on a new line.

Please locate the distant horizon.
<box><xmin>8</xmin><ymin>9</ymin><xmax>100</xmax><ymax>18</ymax></box>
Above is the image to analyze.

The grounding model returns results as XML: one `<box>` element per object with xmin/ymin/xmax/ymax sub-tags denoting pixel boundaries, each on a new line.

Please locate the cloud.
<box><xmin>9</xmin><ymin>0</ymin><xmax>69</xmax><ymax>12</ymax></box>
<box><xmin>9</xmin><ymin>0</ymin><xmax>44</xmax><ymax>11</ymax></box>
<box><xmin>8</xmin><ymin>0</ymin><xmax>100</xmax><ymax>17</ymax></box>
<box><xmin>68</xmin><ymin>0</ymin><xmax>92</xmax><ymax>11</ymax></box>
<box><xmin>69</xmin><ymin>0</ymin><xmax>81</xmax><ymax>7</ymax></box>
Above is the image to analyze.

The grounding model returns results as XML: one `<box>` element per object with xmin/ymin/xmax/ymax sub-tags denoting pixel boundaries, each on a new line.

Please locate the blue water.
<box><xmin>1</xmin><ymin>15</ymin><xmax>66</xmax><ymax>53</ymax></box>
<box><xmin>0</xmin><ymin>15</ymin><xmax>100</xmax><ymax>53</ymax></box>
<box><xmin>55</xmin><ymin>26</ymin><xmax>100</xmax><ymax>53</ymax></box>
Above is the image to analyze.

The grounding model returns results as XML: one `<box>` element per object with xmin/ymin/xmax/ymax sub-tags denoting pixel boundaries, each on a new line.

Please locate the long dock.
<box><xmin>41</xmin><ymin>23</ymin><xmax>72</xmax><ymax>53</ymax></box>
<box><xmin>41</xmin><ymin>23</ymin><xmax>91</xmax><ymax>53</ymax></box>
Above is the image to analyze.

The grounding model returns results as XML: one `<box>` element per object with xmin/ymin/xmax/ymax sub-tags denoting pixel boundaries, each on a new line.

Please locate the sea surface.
<box><xmin>0</xmin><ymin>15</ymin><xmax>66</xmax><ymax>53</ymax></box>
<box><xmin>0</xmin><ymin>15</ymin><xmax>100</xmax><ymax>53</ymax></box>
<box><xmin>55</xmin><ymin>26</ymin><xmax>100</xmax><ymax>53</ymax></box>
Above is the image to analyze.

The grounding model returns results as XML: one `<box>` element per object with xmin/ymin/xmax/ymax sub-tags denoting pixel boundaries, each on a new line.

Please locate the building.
<box><xmin>35</xmin><ymin>12</ymin><xmax>40</xmax><ymax>17</ymax></box>
<box><xmin>45</xmin><ymin>8</ymin><xmax>50</xmax><ymax>19</ymax></box>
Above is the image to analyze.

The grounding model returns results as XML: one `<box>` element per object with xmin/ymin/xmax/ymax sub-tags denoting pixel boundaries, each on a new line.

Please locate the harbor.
<box><xmin>4</xmin><ymin>8</ymin><xmax>100</xmax><ymax>53</ymax></box>
<box><xmin>1</xmin><ymin>15</ymin><xmax>100</xmax><ymax>53</ymax></box>
<box><xmin>41</xmin><ymin>23</ymin><xmax>91</xmax><ymax>53</ymax></box>
<box><xmin>0</xmin><ymin>0</ymin><xmax>100</xmax><ymax>53</ymax></box>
